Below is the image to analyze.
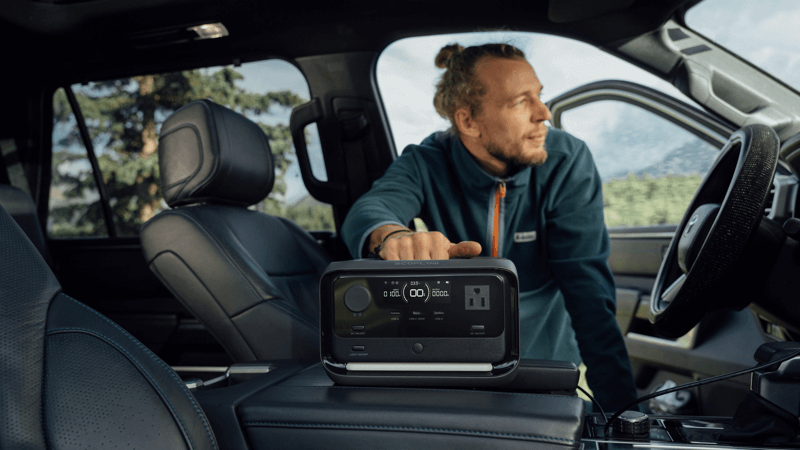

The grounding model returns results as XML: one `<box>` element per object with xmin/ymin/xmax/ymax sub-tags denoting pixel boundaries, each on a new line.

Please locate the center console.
<box><xmin>186</xmin><ymin>259</ymin><xmax>800</xmax><ymax>449</ymax></box>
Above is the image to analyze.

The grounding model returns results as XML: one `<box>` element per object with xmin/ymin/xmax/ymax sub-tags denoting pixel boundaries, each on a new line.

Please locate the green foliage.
<box><xmin>51</xmin><ymin>67</ymin><xmax>334</xmax><ymax>236</ymax></box>
<box><xmin>255</xmin><ymin>195</ymin><xmax>335</xmax><ymax>231</ymax></box>
<box><xmin>603</xmin><ymin>173</ymin><xmax>702</xmax><ymax>227</ymax></box>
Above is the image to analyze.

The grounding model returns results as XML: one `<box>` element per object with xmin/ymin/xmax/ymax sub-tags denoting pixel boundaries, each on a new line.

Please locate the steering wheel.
<box><xmin>649</xmin><ymin>124</ymin><xmax>780</xmax><ymax>339</ymax></box>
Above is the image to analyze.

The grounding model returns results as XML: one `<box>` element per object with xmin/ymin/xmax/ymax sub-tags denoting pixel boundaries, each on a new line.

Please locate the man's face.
<box><xmin>472</xmin><ymin>57</ymin><xmax>551</xmax><ymax>172</ymax></box>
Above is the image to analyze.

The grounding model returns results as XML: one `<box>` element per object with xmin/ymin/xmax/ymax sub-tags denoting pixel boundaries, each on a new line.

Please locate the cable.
<box><xmin>577</xmin><ymin>385</ymin><xmax>608</xmax><ymax>426</ymax></box>
<box><xmin>603</xmin><ymin>348</ymin><xmax>800</xmax><ymax>437</ymax></box>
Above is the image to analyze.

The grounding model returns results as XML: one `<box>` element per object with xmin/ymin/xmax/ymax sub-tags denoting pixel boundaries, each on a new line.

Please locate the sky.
<box><xmin>238</xmin><ymin>31</ymin><xmax>698</xmax><ymax>202</ymax></box>
<box><xmin>376</xmin><ymin>32</ymin><xmax>696</xmax><ymax>154</ymax></box>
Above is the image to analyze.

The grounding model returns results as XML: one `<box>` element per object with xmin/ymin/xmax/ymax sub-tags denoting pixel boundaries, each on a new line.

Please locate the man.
<box><xmin>341</xmin><ymin>43</ymin><xmax>638</xmax><ymax>412</ymax></box>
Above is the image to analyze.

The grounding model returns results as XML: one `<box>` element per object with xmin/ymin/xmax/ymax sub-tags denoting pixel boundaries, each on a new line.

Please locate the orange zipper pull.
<box><xmin>492</xmin><ymin>181</ymin><xmax>506</xmax><ymax>257</ymax></box>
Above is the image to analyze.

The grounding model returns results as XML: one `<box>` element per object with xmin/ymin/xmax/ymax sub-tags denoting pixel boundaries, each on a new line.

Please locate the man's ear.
<box><xmin>454</xmin><ymin>108</ymin><xmax>481</xmax><ymax>138</ymax></box>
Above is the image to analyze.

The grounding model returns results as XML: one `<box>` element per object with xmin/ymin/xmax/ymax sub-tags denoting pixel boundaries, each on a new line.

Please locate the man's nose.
<box><xmin>531</xmin><ymin>98</ymin><xmax>551</xmax><ymax>122</ymax></box>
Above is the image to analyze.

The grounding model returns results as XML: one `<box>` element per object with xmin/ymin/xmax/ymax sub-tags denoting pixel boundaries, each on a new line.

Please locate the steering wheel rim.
<box><xmin>649</xmin><ymin>124</ymin><xmax>779</xmax><ymax>339</ymax></box>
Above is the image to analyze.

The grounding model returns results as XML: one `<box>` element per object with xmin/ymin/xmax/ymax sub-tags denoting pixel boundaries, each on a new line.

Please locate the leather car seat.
<box><xmin>141</xmin><ymin>99</ymin><xmax>329</xmax><ymax>363</ymax></box>
<box><xmin>0</xmin><ymin>183</ymin><xmax>54</xmax><ymax>268</ymax></box>
<box><xmin>0</xmin><ymin>203</ymin><xmax>217</xmax><ymax>449</ymax></box>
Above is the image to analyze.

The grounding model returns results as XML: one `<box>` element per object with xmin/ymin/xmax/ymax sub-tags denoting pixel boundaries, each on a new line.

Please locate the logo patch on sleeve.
<box><xmin>514</xmin><ymin>231</ymin><xmax>537</xmax><ymax>243</ymax></box>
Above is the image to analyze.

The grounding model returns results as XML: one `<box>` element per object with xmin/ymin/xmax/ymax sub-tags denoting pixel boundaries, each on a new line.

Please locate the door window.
<box><xmin>376</xmin><ymin>31</ymin><xmax>699</xmax><ymax>155</ymax></box>
<box><xmin>49</xmin><ymin>60</ymin><xmax>333</xmax><ymax>238</ymax></box>
<box><xmin>50</xmin><ymin>88</ymin><xmax>109</xmax><ymax>237</ymax></box>
<box><xmin>558</xmin><ymin>100</ymin><xmax>720</xmax><ymax>228</ymax></box>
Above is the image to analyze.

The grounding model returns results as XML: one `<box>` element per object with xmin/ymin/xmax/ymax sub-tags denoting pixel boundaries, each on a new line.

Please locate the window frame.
<box><xmin>546</xmin><ymin>80</ymin><xmax>736</xmax><ymax>235</ymax></box>
<box><xmin>47</xmin><ymin>58</ymin><xmax>335</xmax><ymax>238</ymax></box>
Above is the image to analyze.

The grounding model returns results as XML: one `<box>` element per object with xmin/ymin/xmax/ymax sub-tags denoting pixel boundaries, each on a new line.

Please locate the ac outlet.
<box><xmin>465</xmin><ymin>285</ymin><xmax>490</xmax><ymax>310</ymax></box>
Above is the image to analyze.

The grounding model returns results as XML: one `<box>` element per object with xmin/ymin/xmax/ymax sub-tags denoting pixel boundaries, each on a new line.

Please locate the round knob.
<box><xmin>783</xmin><ymin>218</ymin><xmax>800</xmax><ymax>240</ymax></box>
<box><xmin>612</xmin><ymin>410</ymin><xmax>650</xmax><ymax>437</ymax></box>
<box><xmin>344</xmin><ymin>285</ymin><xmax>372</xmax><ymax>313</ymax></box>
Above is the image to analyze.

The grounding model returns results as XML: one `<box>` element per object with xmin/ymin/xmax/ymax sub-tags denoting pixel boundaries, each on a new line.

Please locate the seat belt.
<box><xmin>0</xmin><ymin>138</ymin><xmax>30</xmax><ymax>194</ymax></box>
<box><xmin>0</xmin><ymin>146</ymin><xmax>11</xmax><ymax>186</ymax></box>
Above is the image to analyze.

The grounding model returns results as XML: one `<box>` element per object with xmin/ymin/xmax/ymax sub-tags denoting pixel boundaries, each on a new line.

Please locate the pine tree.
<box><xmin>51</xmin><ymin>67</ymin><xmax>311</xmax><ymax>236</ymax></box>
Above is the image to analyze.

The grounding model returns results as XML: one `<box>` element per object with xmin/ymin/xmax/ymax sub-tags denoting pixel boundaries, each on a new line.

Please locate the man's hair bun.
<box><xmin>433</xmin><ymin>42</ymin><xmax>526</xmax><ymax>136</ymax></box>
<box><xmin>435</xmin><ymin>44</ymin><xmax>464</xmax><ymax>69</ymax></box>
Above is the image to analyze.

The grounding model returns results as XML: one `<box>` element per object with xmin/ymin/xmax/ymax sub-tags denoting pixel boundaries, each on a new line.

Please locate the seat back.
<box><xmin>0</xmin><ymin>183</ymin><xmax>53</xmax><ymax>267</ymax></box>
<box><xmin>0</xmin><ymin>204</ymin><xmax>217</xmax><ymax>450</ymax></box>
<box><xmin>141</xmin><ymin>100</ymin><xmax>329</xmax><ymax>362</ymax></box>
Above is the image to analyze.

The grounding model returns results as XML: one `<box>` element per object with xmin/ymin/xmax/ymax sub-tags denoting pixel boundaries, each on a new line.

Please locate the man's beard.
<box><xmin>486</xmin><ymin>140</ymin><xmax>548</xmax><ymax>174</ymax></box>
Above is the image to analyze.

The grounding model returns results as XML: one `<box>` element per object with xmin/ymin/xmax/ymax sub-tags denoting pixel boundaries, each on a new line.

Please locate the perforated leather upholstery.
<box><xmin>0</xmin><ymin>204</ymin><xmax>217</xmax><ymax>449</ymax></box>
<box><xmin>0</xmin><ymin>184</ymin><xmax>53</xmax><ymax>267</ymax></box>
<box><xmin>141</xmin><ymin>100</ymin><xmax>329</xmax><ymax>362</ymax></box>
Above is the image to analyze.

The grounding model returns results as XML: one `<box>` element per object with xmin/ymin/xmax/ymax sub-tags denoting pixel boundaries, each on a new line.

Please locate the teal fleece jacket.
<box><xmin>341</xmin><ymin>128</ymin><xmax>637</xmax><ymax>411</ymax></box>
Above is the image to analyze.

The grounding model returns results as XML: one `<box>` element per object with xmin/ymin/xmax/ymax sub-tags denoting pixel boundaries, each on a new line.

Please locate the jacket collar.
<box><xmin>431</xmin><ymin>131</ymin><xmax>532</xmax><ymax>193</ymax></box>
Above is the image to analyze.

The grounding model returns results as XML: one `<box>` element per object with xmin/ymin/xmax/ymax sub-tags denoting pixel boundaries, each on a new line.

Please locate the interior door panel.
<box><xmin>547</xmin><ymin>81</ymin><xmax>766</xmax><ymax>415</ymax></box>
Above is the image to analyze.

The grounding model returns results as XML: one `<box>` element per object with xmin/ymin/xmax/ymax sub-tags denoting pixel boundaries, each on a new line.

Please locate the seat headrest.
<box><xmin>158</xmin><ymin>100</ymin><xmax>275</xmax><ymax>207</ymax></box>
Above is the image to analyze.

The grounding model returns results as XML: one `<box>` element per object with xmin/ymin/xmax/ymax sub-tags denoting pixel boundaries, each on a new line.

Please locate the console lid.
<box><xmin>238</xmin><ymin>364</ymin><xmax>584</xmax><ymax>449</ymax></box>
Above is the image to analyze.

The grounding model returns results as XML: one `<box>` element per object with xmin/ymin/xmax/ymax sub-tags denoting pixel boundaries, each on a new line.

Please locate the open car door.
<box><xmin>547</xmin><ymin>80</ymin><xmax>784</xmax><ymax>415</ymax></box>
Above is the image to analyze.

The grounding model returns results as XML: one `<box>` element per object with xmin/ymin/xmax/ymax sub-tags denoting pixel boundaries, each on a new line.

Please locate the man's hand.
<box><xmin>369</xmin><ymin>225</ymin><xmax>481</xmax><ymax>260</ymax></box>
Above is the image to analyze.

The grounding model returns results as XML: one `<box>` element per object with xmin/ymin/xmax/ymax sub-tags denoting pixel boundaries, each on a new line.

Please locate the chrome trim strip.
<box><xmin>172</xmin><ymin>366</ymin><xmax>228</xmax><ymax>373</ymax></box>
<box><xmin>227</xmin><ymin>364</ymin><xmax>276</xmax><ymax>375</ymax></box>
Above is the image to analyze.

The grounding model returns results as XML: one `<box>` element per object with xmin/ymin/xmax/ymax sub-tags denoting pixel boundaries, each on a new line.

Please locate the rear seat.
<box><xmin>0</xmin><ymin>184</ymin><xmax>54</xmax><ymax>268</ymax></box>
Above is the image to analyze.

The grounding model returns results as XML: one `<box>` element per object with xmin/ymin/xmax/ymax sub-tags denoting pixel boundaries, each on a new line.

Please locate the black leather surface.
<box><xmin>194</xmin><ymin>359</ymin><xmax>319</xmax><ymax>450</ymax></box>
<box><xmin>144</xmin><ymin>100</ymin><xmax>330</xmax><ymax>362</ymax></box>
<box><xmin>239</xmin><ymin>364</ymin><xmax>585</xmax><ymax>450</ymax></box>
<box><xmin>141</xmin><ymin>205</ymin><xmax>327</xmax><ymax>361</ymax></box>
<box><xmin>159</xmin><ymin>100</ymin><xmax>274</xmax><ymax>208</ymax></box>
<box><xmin>0</xmin><ymin>184</ymin><xmax>53</xmax><ymax>267</ymax></box>
<box><xmin>44</xmin><ymin>330</ymin><xmax>190</xmax><ymax>449</ymax></box>
<box><xmin>0</xmin><ymin>204</ymin><xmax>218</xmax><ymax>449</ymax></box>
<box><xmin>45</xmin><ymin>293</ymin><xmax>217</xmax><ymax>450</ymax></box>
<box><xmin>0</xmin><ymin>204</ymin><xmax>59</xmax><ymax>449</ymax></box>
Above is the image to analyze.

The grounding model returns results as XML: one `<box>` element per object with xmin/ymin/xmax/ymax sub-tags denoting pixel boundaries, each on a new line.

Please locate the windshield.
<box><xmin>685</xmin><ymin>0</ymin><xmax>800</xmax><ymax>92</ymax></box>
<box><xmin>377</xmin><ymin>32</ymin><xmax>696</xmax><ymax>154</ymax></box>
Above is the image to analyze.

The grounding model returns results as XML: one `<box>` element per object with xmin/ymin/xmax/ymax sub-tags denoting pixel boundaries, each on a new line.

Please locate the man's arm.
<box><xmin>544</xmin><ymin>140</ymin><xmax>638</xmax><ymax>412</ymax></box>
<box><xmin>341</xmin><ymin>149</ymin><xmax>480</xmax><ymax>260</ymax></box>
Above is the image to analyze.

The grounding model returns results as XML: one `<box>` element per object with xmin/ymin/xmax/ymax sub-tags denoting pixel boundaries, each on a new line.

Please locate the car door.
<box><xmin>547</xmin><ymin>80</ymin><xmax>772</xmax><ymax>415</ymax></box>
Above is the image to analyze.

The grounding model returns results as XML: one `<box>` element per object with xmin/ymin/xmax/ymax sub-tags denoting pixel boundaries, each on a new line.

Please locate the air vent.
<box><xmin>765</xmin><ymin>174</ymin><xmax>799</xmax><ymax>222</ymax></box>
<box><xmin>764</xmin><ymin>184</ymin><xmax>776</xmax><ymax>218</ymax></box>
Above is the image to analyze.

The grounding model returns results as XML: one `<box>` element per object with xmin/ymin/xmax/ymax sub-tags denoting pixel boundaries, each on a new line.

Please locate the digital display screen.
<box><xmin>332</xmin><ymin>273</ymin><xmax>505</xmax><ymax>338</ymax></box>
<box><xmin>377</xmin><ymin>279</ymin><xmax>452</xmax><ymax>304</ymax></box>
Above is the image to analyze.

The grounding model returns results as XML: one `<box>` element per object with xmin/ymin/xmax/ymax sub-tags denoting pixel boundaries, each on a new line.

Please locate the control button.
<box><xmin>412</xmin><ymin>343</ymin><xmax>424</xmax><ymax>354</ymax></box>
<box><xmin>344</xmin><ymin>285</ymin><xmax>372</xmax><ymax>313</ymax></box>
<box><xmin>471</xmin><ymin>325</ymin><xmax>485</xmax><ymax>331</ymax></box>
<box><xmin>390</xmin><ymin>311</ymin><xmax>401</xmax><ymax>316</ymax></box>
<box><xmin>352</xmin><ymin>345</ymin><xmax>365</xmax><ymax>351</ymax></box>
<box><xmin>352</xmin><ymin>325</ymin><xmax>365</xmax><ymax>331</ymax></box>
<box><xmin>612</xmin><ymin>410</ymin><xmax>650</xmax><ymax>437</ymax></box>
